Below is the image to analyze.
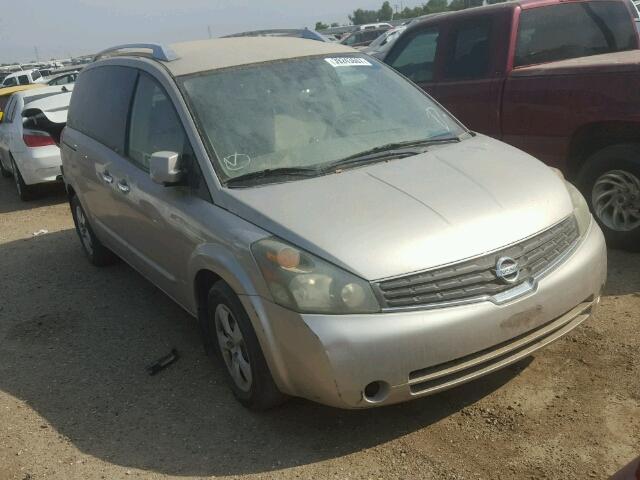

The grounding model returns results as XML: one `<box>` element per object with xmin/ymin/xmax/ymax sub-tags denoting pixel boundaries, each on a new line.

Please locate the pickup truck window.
<box><xmin>515</xmin><ymin>1</ymin><xmax>637</xmax><ymax>67</ymax></box>
<box><xmin>444</xmin><ymin>19</ymin><xmax>491</xmax><ymax>80</ymax></box>
<box><xmin>389</xmin><ymin>28</ymin><xmax>440</xmax><ymax>83</ymax></box>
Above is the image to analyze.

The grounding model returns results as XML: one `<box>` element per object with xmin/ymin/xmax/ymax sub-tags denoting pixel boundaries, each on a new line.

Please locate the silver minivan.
<box><xmin>61</xmin><ymin>39</ymin><xmax>607</xmax><ymax>410</ymax></box>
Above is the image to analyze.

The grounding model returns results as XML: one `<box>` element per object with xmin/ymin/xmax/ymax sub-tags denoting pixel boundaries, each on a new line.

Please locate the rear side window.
<box><xmin>3</xmin><ymin>77</ymin><xmax>17</xmax><ymax>87</ymax></box>
<box><xmin>515</xmin><ymin>1</ymin><xmax>637</xmax><ymax>67</ymax></box>
<box><xmin>18</xmin><ymin>75</ymin><xmax>29</xmax><ymax>85</ymax></box>
<box><xmin>67</xmin><ymin>66</ymin><xmax>138</xmax><ymax>153</ymax></box>
<box><xmin>388</xmin><ymin>28</ymin><xmax>440</xmax><ymax>83</ymax></box>
<box><xmin>444</xmin><ymin>19</ymin><xmax>492</xmax><ymax>80</ymax></box>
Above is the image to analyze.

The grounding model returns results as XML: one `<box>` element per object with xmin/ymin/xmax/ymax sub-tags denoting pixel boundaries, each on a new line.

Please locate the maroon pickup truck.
<box><xmin>384</xmin><ymin>0</ymin><xmax>640</xmax><ymax>249</ymax></box>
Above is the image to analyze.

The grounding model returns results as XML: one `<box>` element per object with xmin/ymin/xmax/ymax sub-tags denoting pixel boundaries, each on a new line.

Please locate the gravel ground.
<box><xmin>0</xmin><ymin>177</ymin><xmax>638</xmax><ymax>480</ymax></box>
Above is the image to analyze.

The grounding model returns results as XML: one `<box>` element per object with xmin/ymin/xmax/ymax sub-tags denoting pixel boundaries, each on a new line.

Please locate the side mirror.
<box><xmin>149</xmin><ymin>151</ymin><xmax>183</xmax><ymax>185</ymax></box>
<box><xmin>0</xmin><ymin>111</ymin><xmax>4</xmax><ymax>122</ymax></box>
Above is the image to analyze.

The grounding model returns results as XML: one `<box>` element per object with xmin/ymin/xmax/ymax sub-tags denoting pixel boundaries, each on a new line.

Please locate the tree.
<box><xmin>315</xmin><ymin>21</ymin><xmax>329</xmax><ymax>30</ymax></box>
<box><xmin>349</xmin><ymin>8</ymin><xmax>379</xmax><ymax>25</ymax></box>
<box><xmin>331</xmin><ymin>22</ymin><xmax>340</xmax><ymax>27</ymax></box>
<box><xmin>448</xmin><ymin>0</ymin><xmax>466</xmax><ymax>10</ymax></box>
<box><xmin>378</xmin><ymin>1</ymin><xmax>394</xmax><ymax>20</ymax></box>
<box><xmin>425</xmin><ymin>0</ymin><xmax>448</xmax><ymax>13</ymax></box>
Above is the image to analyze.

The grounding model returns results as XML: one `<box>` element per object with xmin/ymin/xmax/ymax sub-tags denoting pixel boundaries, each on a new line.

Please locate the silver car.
<box><xmin>60</xmin><ymin>39</ymin><xmax>607</xmax><ymax>410</ymax></box>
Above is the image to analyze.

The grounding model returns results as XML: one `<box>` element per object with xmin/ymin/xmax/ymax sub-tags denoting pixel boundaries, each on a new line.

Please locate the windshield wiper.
<box><xmin>225</xmin><ymin>167</ymin><xmax>320</xmax><ymax>187</ymax></box>
<box><xmin>322</xmin><ymin>136</ymin><xmax>461</xmax><ymax>172</ymax></box>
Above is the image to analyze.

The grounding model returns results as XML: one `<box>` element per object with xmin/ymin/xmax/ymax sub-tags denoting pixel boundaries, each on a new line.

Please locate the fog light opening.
<box><xmin>363</xmin><ymin>381</ymin><xmax>390</xmax><ymax>403</ymax></box>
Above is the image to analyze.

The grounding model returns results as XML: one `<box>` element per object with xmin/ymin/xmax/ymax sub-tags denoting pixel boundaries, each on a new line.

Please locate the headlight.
<box><xmin>548</xmin><ymin>167</ymin><xmax>591</xmax><ymax>236</ymax></box>
<box><xmin>251</xmin><ymin>238</ymin><xmax>380</xmax><ymax>314</ymax></box>
<box><xmin>566</xmin><ymin>181</ymin><xmax>591</xmax><ymax>236</ymax></box>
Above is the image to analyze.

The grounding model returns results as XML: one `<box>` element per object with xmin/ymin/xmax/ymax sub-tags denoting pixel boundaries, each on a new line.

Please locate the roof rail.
<box><xmin>93</xmin><ymin>43</ymin><xmax>179</xmax><ymax>62</ymax></box>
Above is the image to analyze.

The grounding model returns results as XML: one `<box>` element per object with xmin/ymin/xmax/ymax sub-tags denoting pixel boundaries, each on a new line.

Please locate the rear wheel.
<box><xmin>0</xmin><ymin>156</ymin><xmax>11</xmax><ymax>178</ymax></box>
<box><xmin>10</xmin><ymin>156</ymin><xmax>33</xmax><ymax>201</ymax></box>
<box><xmin>578</xmin><ymin>143</ymin><xmax>640</xmax><ymax>251</ymax></box>
<box><xmin>70</xmin><ymin>195</ymin><xmax>118</xmax><ymax>266</ymax></box>
<box><xmin>205</xmin><ymin>281</ymin><xmax>286</xmax><ymax>410</ymax></box>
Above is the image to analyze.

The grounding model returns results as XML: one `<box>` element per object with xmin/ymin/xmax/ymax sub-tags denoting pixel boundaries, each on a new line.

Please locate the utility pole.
<box><xmin>207</xmin><ymin>25</ymin><xmax>213</xmax><ymax>39</ymax></box>
<box><xmin>34</xmin><ymin>46</ymin><xmax>39</xmax><ymax>63</ymax></box>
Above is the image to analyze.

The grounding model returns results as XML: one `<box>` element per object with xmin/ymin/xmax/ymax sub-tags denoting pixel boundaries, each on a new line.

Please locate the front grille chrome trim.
<box><xmin>374</xmin><ymin>215</ymin><xmax>583</xmax><ymax>312</ymax></box>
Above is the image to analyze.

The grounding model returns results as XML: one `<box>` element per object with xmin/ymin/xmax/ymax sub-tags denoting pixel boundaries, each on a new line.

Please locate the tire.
<box><xmin>0</xmin><ymin>156</ymin><xmax>11</xmax><ymax>178</ymax></box>
<box><xmin>577</xmin><ymin>143</ymin><xmax>640</xmax><ymax>251</ymax></box>
<box><xmin>70</xmin><ymin>195</ymin><xmax>118</xmax><ymax>266</ymax></box>
<box><xmin>205</xmin><ymin>281</ymin><xmax>286</xmax><ymax>410</ymax></box>
<box><xmin>10</xmin><ymin>156</ymin><xmax>33</xmax><ymax>201</ymax></box>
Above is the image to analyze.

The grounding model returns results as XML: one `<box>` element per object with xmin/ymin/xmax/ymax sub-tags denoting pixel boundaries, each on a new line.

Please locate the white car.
<box><xmin>47</xmin><ymin>71</ymin><xmax>79</xmax><ymax>86</ymax></box>
<box><xmin>0</xmin><ymin>85</ymin><xmax>72</xmax><ymax>200</ymax></box>
<box><xmin>357</xmin><ymin>22</ymin><xmax>392</xmax><ymax>30</ymax></box>
<box><xmin>1</xmin><ymin>69</ymin><xmax>47</xmax><ymax>87</ymax></box>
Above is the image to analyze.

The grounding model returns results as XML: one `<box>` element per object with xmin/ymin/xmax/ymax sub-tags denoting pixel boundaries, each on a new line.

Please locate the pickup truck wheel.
<box><xmin>70</xmin><ymin>195</ymin><xmax>118</xmax><ymax>266</ymax></box>
<box><xmin>10</xmin><ymin>156</ymin><xmax>33</xmax><ymax>201</ymax></box>
<box><xmin>578</xmin><ymin>143</ymin><xmax>640</xmax><ymax>251</ymax></box>
<box><xmin>206</xmin><ymin>281</ymin><xmax>286</xmax><ymax>410</ymax></box>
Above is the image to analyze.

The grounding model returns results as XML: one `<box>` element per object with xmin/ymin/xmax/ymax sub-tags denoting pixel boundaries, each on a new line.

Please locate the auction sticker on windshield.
<box><xmin>325</xmin><ymin>57</ymin><xmax>372</xmax><ymax>67</ymax></box>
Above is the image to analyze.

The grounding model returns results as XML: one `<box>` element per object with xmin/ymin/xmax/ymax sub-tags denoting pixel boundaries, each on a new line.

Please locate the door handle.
<box><xmin>117</xmin><ymin>180</ymin><xmax>130</xmax><ymax>194</ymax></box>
<box><xmin>101</xmin><ymin>171</ymin><xmax>113</xmax><ymax>184</ymax></box>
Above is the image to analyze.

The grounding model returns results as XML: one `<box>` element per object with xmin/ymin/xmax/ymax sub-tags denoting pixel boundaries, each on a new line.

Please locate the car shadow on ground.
<box><xmin>0</xmin><ymin>229</ymin><xmax>532</xmax><ymax>477</ymax></box>
<box><xmin>0</xmin><ymin>176</ymin><xmax>66</xmax><ymax>214</ymax></box>
<box><xmin>604</xmin><ymin>248</ymin><xmax>640</xmax><ymax>297</ymax></box>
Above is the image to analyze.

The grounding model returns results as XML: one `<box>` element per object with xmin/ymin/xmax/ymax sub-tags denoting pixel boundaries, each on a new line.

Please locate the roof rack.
<box><xmin>222</xmin><ymin>28</ymin><xmax>327</xmax><ymax>42</ymax></box>
<box><xmin>93</xmin><ymin>43</ymin><xmax>179</xmax><ymax>62</ymax></box>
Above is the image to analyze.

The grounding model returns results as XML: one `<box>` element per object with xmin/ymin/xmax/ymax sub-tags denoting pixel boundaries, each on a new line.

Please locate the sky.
<box><xmin>0</xmin><ymin>0</ymin><xmax>420</xmax><ymax>64</ymax></box>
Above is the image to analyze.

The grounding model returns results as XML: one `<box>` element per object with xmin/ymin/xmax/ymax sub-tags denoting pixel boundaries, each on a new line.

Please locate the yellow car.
<box><xmin>0</xmin><ymin>84</ymin><xmax>44</xmax><ymax>122</ymax></box>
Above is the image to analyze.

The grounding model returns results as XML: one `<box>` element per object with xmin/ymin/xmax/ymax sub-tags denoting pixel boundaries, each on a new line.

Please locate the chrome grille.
<box><xmin>374</xmin><ymin>216</ymin><xmax>579</xmax><ymax>310</ymax></box>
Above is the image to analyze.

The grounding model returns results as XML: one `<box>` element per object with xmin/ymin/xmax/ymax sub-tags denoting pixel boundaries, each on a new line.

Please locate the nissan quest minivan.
<box><xmin>60</xmin><ymin>39</ymin><xmax>607</xmax><ymax>410</ymax></box>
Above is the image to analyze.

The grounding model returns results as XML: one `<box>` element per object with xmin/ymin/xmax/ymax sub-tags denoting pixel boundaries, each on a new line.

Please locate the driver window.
<box><xmin>127</xmin><ymin>73</ymin><xmax>191</xmax><ymax>172</ymax></box>
<box><xmin>127</xmin><ymin>72</ymin><xmax>210</xmax><ymax>201</ymax></box>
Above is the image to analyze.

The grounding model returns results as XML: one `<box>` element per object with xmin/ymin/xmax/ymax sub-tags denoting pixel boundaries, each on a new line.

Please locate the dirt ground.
<box><xmin>0</xmin><ymin>176</ymin><xmax>638</xmax><ymax>480</ymax></box>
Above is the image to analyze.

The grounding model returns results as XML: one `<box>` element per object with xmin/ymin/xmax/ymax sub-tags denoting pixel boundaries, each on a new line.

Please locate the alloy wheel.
<box><xmin>214</xmin><ymin>304</ymin><xmax>253</xmax><ymax>392</ymax></box>
<box><xmin>592</xmin><ymin>169</ymin><xmax>640</xmax><ymax>232</ymax></box>
<box><xmin>75</xmin><ymin>205</ymin><xmax>94</xmax><ymax>255</ymax></box>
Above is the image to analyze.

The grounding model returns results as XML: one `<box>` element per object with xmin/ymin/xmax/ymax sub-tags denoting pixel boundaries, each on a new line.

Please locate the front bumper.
<box><xmin>241</xmin><ymin>219</ymin><xmax>607</xmax><ymax>409</ymax></box>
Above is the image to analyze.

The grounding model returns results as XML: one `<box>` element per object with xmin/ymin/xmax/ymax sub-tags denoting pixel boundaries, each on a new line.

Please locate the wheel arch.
<box><xmin>190</xmin><ymin>246</ymin><xmax>293</xmax><ymax>393</ymax></box>
<box><xmin>567</xmin><ymin>121</ymin><xmax>640</xmax><ymax>179</ymax></box>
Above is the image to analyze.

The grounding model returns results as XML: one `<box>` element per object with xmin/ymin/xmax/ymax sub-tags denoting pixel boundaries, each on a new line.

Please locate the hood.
<box><xmin>220</xmin><ymin>135</ymin><xmax>573</xmax><ymax>281</ymax></box>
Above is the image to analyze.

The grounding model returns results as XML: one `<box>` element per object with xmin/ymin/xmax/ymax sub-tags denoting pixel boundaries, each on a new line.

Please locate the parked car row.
<box><xmin>1</xmin><ymin>67</ymin><xmax>79</xmax><ymax>88</ymax></box>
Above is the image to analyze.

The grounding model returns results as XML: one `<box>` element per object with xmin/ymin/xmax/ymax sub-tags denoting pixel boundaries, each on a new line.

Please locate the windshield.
<box><xmin>180</xmin><ymin>55</ymin><xmax>465</xmax><ymax>183</ymax></box>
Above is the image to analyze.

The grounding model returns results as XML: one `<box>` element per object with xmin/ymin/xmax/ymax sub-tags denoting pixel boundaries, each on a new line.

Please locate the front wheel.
<box><xmin>578</xmin><ymin>143</ymin><xmax>640</xmax><ymax>251</ymax></box>
<box><xmin>205</xmin><ymin>281</ymin><xmax>286</xmax><ymax>410</ymax></box>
